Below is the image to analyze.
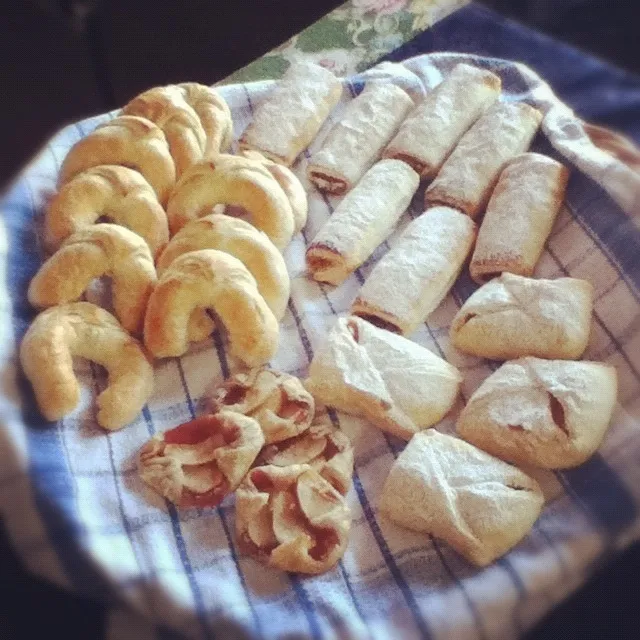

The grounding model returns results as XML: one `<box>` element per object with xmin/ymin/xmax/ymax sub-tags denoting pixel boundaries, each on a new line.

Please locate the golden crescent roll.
<box><xmin>157</xmin><ymin>214</ymin><xmax>290</xmax><ymax>320</ymax></box>
<box><xmin>44</xmin><ymin>165</ymin><xmax>169</xmax><ymax>258</ymax></box>
<box><xmin>166</xmin><ymin>156</ymin><xmax>295</xmax><ymax>249</ymax></box>
<box><xmin>175</xmin><ymin>83</ymin><xmax>233</xmax><ymax>156</ymax></box>
<box><xmin>20</xmin><ymin>302</ymin><xmax>154</xmax><ymax>430</ymax></box>
<box><xmin>28</xmin><ymin>224</ymin><xmax>157</xmax><ymax>336</ymax></box>
<box><xmin>59</xmin><ymin>115</ymin><xmax>176</xmax><ymax>205</ymax></box>
<box><xmin>239</xmin><ymin>150</ymin><xmax>308</xmax><ymax>233</ymax></box>
<box><xmin>122</xmin><ymin>86</ymin><xmax>207</xmax><ymax>176</ymax></box>
<box><xmin>144</xmin><ymin>249</ymin><xmax>279</xmax><ymax>366</ymax></box>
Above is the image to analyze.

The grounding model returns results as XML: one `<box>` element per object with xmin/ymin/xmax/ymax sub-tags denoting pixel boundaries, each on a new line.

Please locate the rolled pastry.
<box><xmin>304</xmin><ymin>316</ymin><xmax>462</xmax><ymax>440</ymax></box>
<box><xmin>379</xmin><ymin>431</ymin><xmax>544</xmax><ymax>567</ymax></box>
<box><xmin>239</xmin><ymin>61</ymin><xmax>343</xmax><ymax>166</ymax></box>
<box><xmin>424</xmin><ymin>101</ymin><xmax>543</xmax><ymax>217</ymax></box>
<box><xmin>450</xmin><ymin>273</ymin><xmax>593</xmax><ymax>360</ymax></box>
<box><xmin>456</xmin><ymin>357</ymin><xmax>618</xmax><ymax>469</ymax></box>
<box><xmin>470</xmin><ymin>153</ymin><xmax>570</xmax><ymax>283</ymax></box>
<box><xmin>383</xmin><ymin>63</ymin><xmax>501</xmax><ymax>178</ymax></box>
<box><xmin>306</xmin><ymin>159</ymin><xmax>419</xmax><ymax>285</ymax></box>
<box><xmin>307</xmin><ymin>82</ymin><xmax>414</xmax><ymax>195</ymax></box>
<box><xmin>351</xmin><ymin>206</ymin><xmax>476</xmax><ymax>335</ymax></box>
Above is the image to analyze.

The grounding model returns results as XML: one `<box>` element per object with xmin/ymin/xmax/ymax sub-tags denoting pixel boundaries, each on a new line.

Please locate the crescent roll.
<box><xmin>379</xmin><ymin>431</ymin><xmax>544</xmax><ymax>567</ymax></box>
<box><xmin>44</xmin><ymin>165</ymin><xmax>169</xmax><ymax>259</ymax></box>
<box><xmin>28</xmin><ymin>223</ymin><xmax>157</xmax><ymax>336</ymax></box>
<box><xmin>144</xmin><ymin>249</ymin><xmax>279</xmax><ymax>366</ymax></box>
<box><xmin>307</xmin><ymin>82</ymin><xmax>415</xmax><ymax>195</ymax></box>
<box><xmin>470</xmin><ymin>153</ymin><xmax>570</xmax><ymax>283</ymax></box>
<box><xmin>166</xmin><ymin>156</ymin><xmax>295</xmax><ymax>249</ymax></box>
<box><xmin>351</xmin><ymin>206</ymin><xmax>476</xmax><ymax>336</ymax></box>
<box><xmin>20</xmin><ymin>302</ymin><xmax>154</xmax><ymax>430</ymax></box>
<box><xmin>239</xmin><ymin>61</ymin><xmax>343</xmax><ymax>166</ymax></box>
<box><xmin>59</xmin><ymin>115</ymin><xmax>176</xmax><ymax>205</ymax></box>
<box><xmin>383</xmin><ymin>63</ymin><xmax>501</xmax><ymax>178</ymax></box>
<box><xmin>424</xmin><ymin>102</ymin><xmax>543</xmax><ymax>217</ymax></box>
<box><xmin>306</xmin><ymin>159</ymin><xmax>419</xmax><ymax>285</ymax></box>
<box><xmin>304</xmin><ymin>316</ymin><xmax>462</xmax><ymax>440</ymax></box>
<box><xmin>450</xmin><ymin>274</ymin><xmax>593</xmax><ymax>360</ymax></box>
<box><xmin>456</xmin><ymin>358</ymin><xmax>618</xmax><ymax>469</ymax></box>
<box><xmin>122</xmin><ymin>85</ymin><xmax>207</xmax><ymax>176</ymax></box>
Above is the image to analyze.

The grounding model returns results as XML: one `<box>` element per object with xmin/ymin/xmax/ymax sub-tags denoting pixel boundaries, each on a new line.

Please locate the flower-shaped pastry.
<box><xmin>138</xmin><ymin>410</ymin><xmax>264</xmax><ymax>508</ymax></box>
<box><xmin>209</xmin><ymin>368</ymin><xmax>315</xmax><ymax>444</ymax></box>
<box><xmin>236</xmin><ymin>464</ymin><xmax>351</xmax><ymax>574</ymax></box>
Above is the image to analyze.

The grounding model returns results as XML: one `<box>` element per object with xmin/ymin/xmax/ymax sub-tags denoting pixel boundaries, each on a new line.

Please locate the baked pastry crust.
<box><xmin>304</xmin><ymin>316</ymin><xmax>462</xmax><ymax>440</ymax></box>
<box><xmin>351</xmin><ymin>206</ymin><xmax>476</xmax><ymax>335</ymax></box>
<box><xmin>239</xmin><ymin>61</ymin><xmax>343</xmax><ymax>166</ymax></box>
<box><xmin>456</xmin><ymin>357</ymin><xmax>618</xmax><ymax>469</ymax></box>
<box><xmin>307</xmin><ymin>82</ymin><xmax>414</xmax><ymax>194</ymax></box>
<box><xmin>143</xmin><ymin>249</ymin><xmax>279</xmax><ymax>366</ymax></box>
<box><xmin>470</xmin><ymin>152</ymin><xmax>570</xmax><ymax>283</ymax></box>
<box><xmin>59</xmin><ymin>115</ymin><xmax>176</xmax><ymax>205</ymax></box>
<box><xmin>306</xmin><ymin>159</ymin><xmax>419</xmax><ymax>285</ymax></box>
<box><xmin>29</xmin><ymin>223</ymin><xmax>156</xmax><ymax>336</ymax></box>
<box><xmin>383</xmin><ymin>63</ymin><xmax>501</xmax><ymax>178</ymax></box>
<box><xmin>138</xmin><ymin>411</ymin><xmax>264</xmax><ymax>508</ymax></box>
<box><xmin>450</xmin><ymin>273</ymin><xmax>593</xmax><ymax>360</ymax></box>
<box><xmin>20</xmin><ymin>302</ymin><xmax>153</xmax><ymax>430</ymax></box>
<box><xmin>424</xmin><ymin>102</ymin><xmax>543</xmax><ymax>217</ymax></box>
<box><xmin>379</xmin><ymin>430</ymin><xmax>544</xmax><ymax>567</ymax></box>
<box><xmin>44</xmin><ymin>165</ymin><xmax>169</xmax><ymax>259</ymax></box>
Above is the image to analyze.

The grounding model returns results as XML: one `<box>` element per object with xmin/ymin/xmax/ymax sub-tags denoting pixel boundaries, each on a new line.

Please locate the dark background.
<box><xmin>1</xmin><ymin>1</ymin><xmax>639</xmax><ymax>638</ymax></box>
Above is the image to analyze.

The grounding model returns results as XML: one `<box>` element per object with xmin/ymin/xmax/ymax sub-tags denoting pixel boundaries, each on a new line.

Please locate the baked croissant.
<box><xmin>59</xmin><ymin>115</ymin><xmax>176</xmax><ymax>205</ymax></box>
<box><xmin>166</xmin><ymin>156</ymin><xmax>295</xmax><ymax>250</ymax></box>
<box><xmin>28</xmin><ymin>223</ymin><xmax>157</xmax><ymax>336</ymax></box>
<box><xmin>138</xmin><ymin>411</ymin><xmax>264</xmax><ymax>508</ymax></box>
<box><xmin>44</xmin><ymin>165</ymin><xmax>169</xmax><ymax>258</ymax></box>
<box><xmin>20</xmin><ymin>302</ymin><xmax>154</xmax><ymax>430</ymax></box>
<box><xmin>235</xmin><ymin>464</ymin><xmax>351</xmax><ymax>574</ymax></box>
<box><xmin>144</xmin><ymin>249</ymin><xmax>279</xmax><ymax>366</ymax></box>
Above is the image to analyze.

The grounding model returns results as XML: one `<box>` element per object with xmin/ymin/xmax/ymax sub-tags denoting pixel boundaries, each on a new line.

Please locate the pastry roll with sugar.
<box><xmin>456</xmin><ymin>357</ymin><xmax>618</xmax><ymax>469</ymax></box>
<box><xmin>304</xmin><ymin>316</ymin><xmax>462</xmax><ymax>441</ymax></box>
<box><xmin>383</xmin><ymin>63</ymin><xmax>501</xmax><ymax>178</ymax></box>
<box><xmin>239</xmin><ymin>61</ymin><xmax>343</xmax><ymax>166</ymax></box>
<box><xmin>307</xmin><ymin>82</ymin><xmax>414</xmax><ymax>195</ymax></box>
<box><xmin>424</xmin><ymin>101</ymin><xmax>543</xmax><ymax>217</ymax></box>
<box><xmin>451</xmin><ymin>273</ymin><xmax>593</xmax><ymax>360</ymax></box>
<box><xmin>306</xmin><ymin>159</ymin><xmax>419</xmax><ymax>285</ymax></box>
<box><xmin>351</xmin><ymin>206</ymin><xmax>476</xmax><ymax>335</ymax></box>
<box><xmin>379</xmin><ymin>431</ymin><xmax>544</xmax><ymax>567</ymax></box>
<box><xmin>470</xmin><ymin>153</ymin><xmax>570</xmax><ymax>283</ymax></box>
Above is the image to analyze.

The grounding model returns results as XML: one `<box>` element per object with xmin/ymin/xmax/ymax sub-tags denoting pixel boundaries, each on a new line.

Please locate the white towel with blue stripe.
<box><xmin>1</xmin><ymin>53</ymin><xmax>639</xmax><ymax>640</ymax></box>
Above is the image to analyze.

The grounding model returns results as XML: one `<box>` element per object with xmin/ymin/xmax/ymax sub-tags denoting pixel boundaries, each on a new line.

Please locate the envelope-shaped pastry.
<box><xmin>450</xmin><ymin>273</ymin><xmax>593</xmax><ymax>360</ymax></box>
<box><xmin>138</xmin><ymin>410</ymin><xmax>264</xmax><ymax>508</ymax></box>
<box><xmin>235</xmin><ymin>464</ymin><xmax>351</xmax><ymax>574</ymax></box>
<box><xmin>456</xmin><ymin>357</ymin><xmax>618</xmax><ymax>469</ymax></box>
<box><xmin>304</xmin><ymin>316</ymin><xmax>462</xmax><ymax>440</ymax></box>
<box><xmin>379</xmin><ymin>430</ymin><xmax>544</xmax><ymax>567</ymax></box>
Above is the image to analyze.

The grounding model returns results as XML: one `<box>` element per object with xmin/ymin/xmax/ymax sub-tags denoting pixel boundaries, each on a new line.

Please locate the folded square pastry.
<box><xmin>306</xmin><ymin>159</ymin><xmax>419</xmax><ymax>285</ymax></box>
<box><xmin>383</xmin><ymin>63</ymin><xmax>501</xmax><ymax>178</ymax></box>
<box><xmin>469</xmin><ymin>152</ymin><xmax>570</xmax><ymax>283</ymax></box>
<box><xmin>351</xmin><ymin>206</ymin><xmax>476</xmax><ymax>335</ymax></box>
<box><xmin>138</xmin><ymin>411</ymin><xmax>265</xmax><ymax>508</ymax></box>
<box><xmin>424</xmin><ymin>101</ymin><xmax>543</xmax><ymax>217</ymax></box>
<box><xmin>239</xmin><ymin>61</ymin><xmax>343</xmax><ymax>166</ymax></box>
<box><xmin>235</xmin><ymin>464</ymin><xmax>351</xmax><ymax>574</ymax></box>
<box><xmin>450</xmin><ymin>273</ymin><xmax>593</xmax><ymax>360</ymax></box>
<box><xmin>304</xmin><ymin>316</ymin><xmax>462</xmax><ymax>440</ymax></box>
<box><xmin>207</xmin><ymin>368</ymin><xmax>314</xmax><ymax>444</ymax></box>
<box><xmin>307</xmin><ymin>82</ymin><xmax>414</xmax><ymax>195</ymax></box>
<box><xmin>456</xmin><ymin>357</ymin><xmax>618</xmax><ymax>469</ymax></box>
<box><xmin>379</xmin><ymin>430</ymin><xmax>544</xmax><ymax>566</ymax></box>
